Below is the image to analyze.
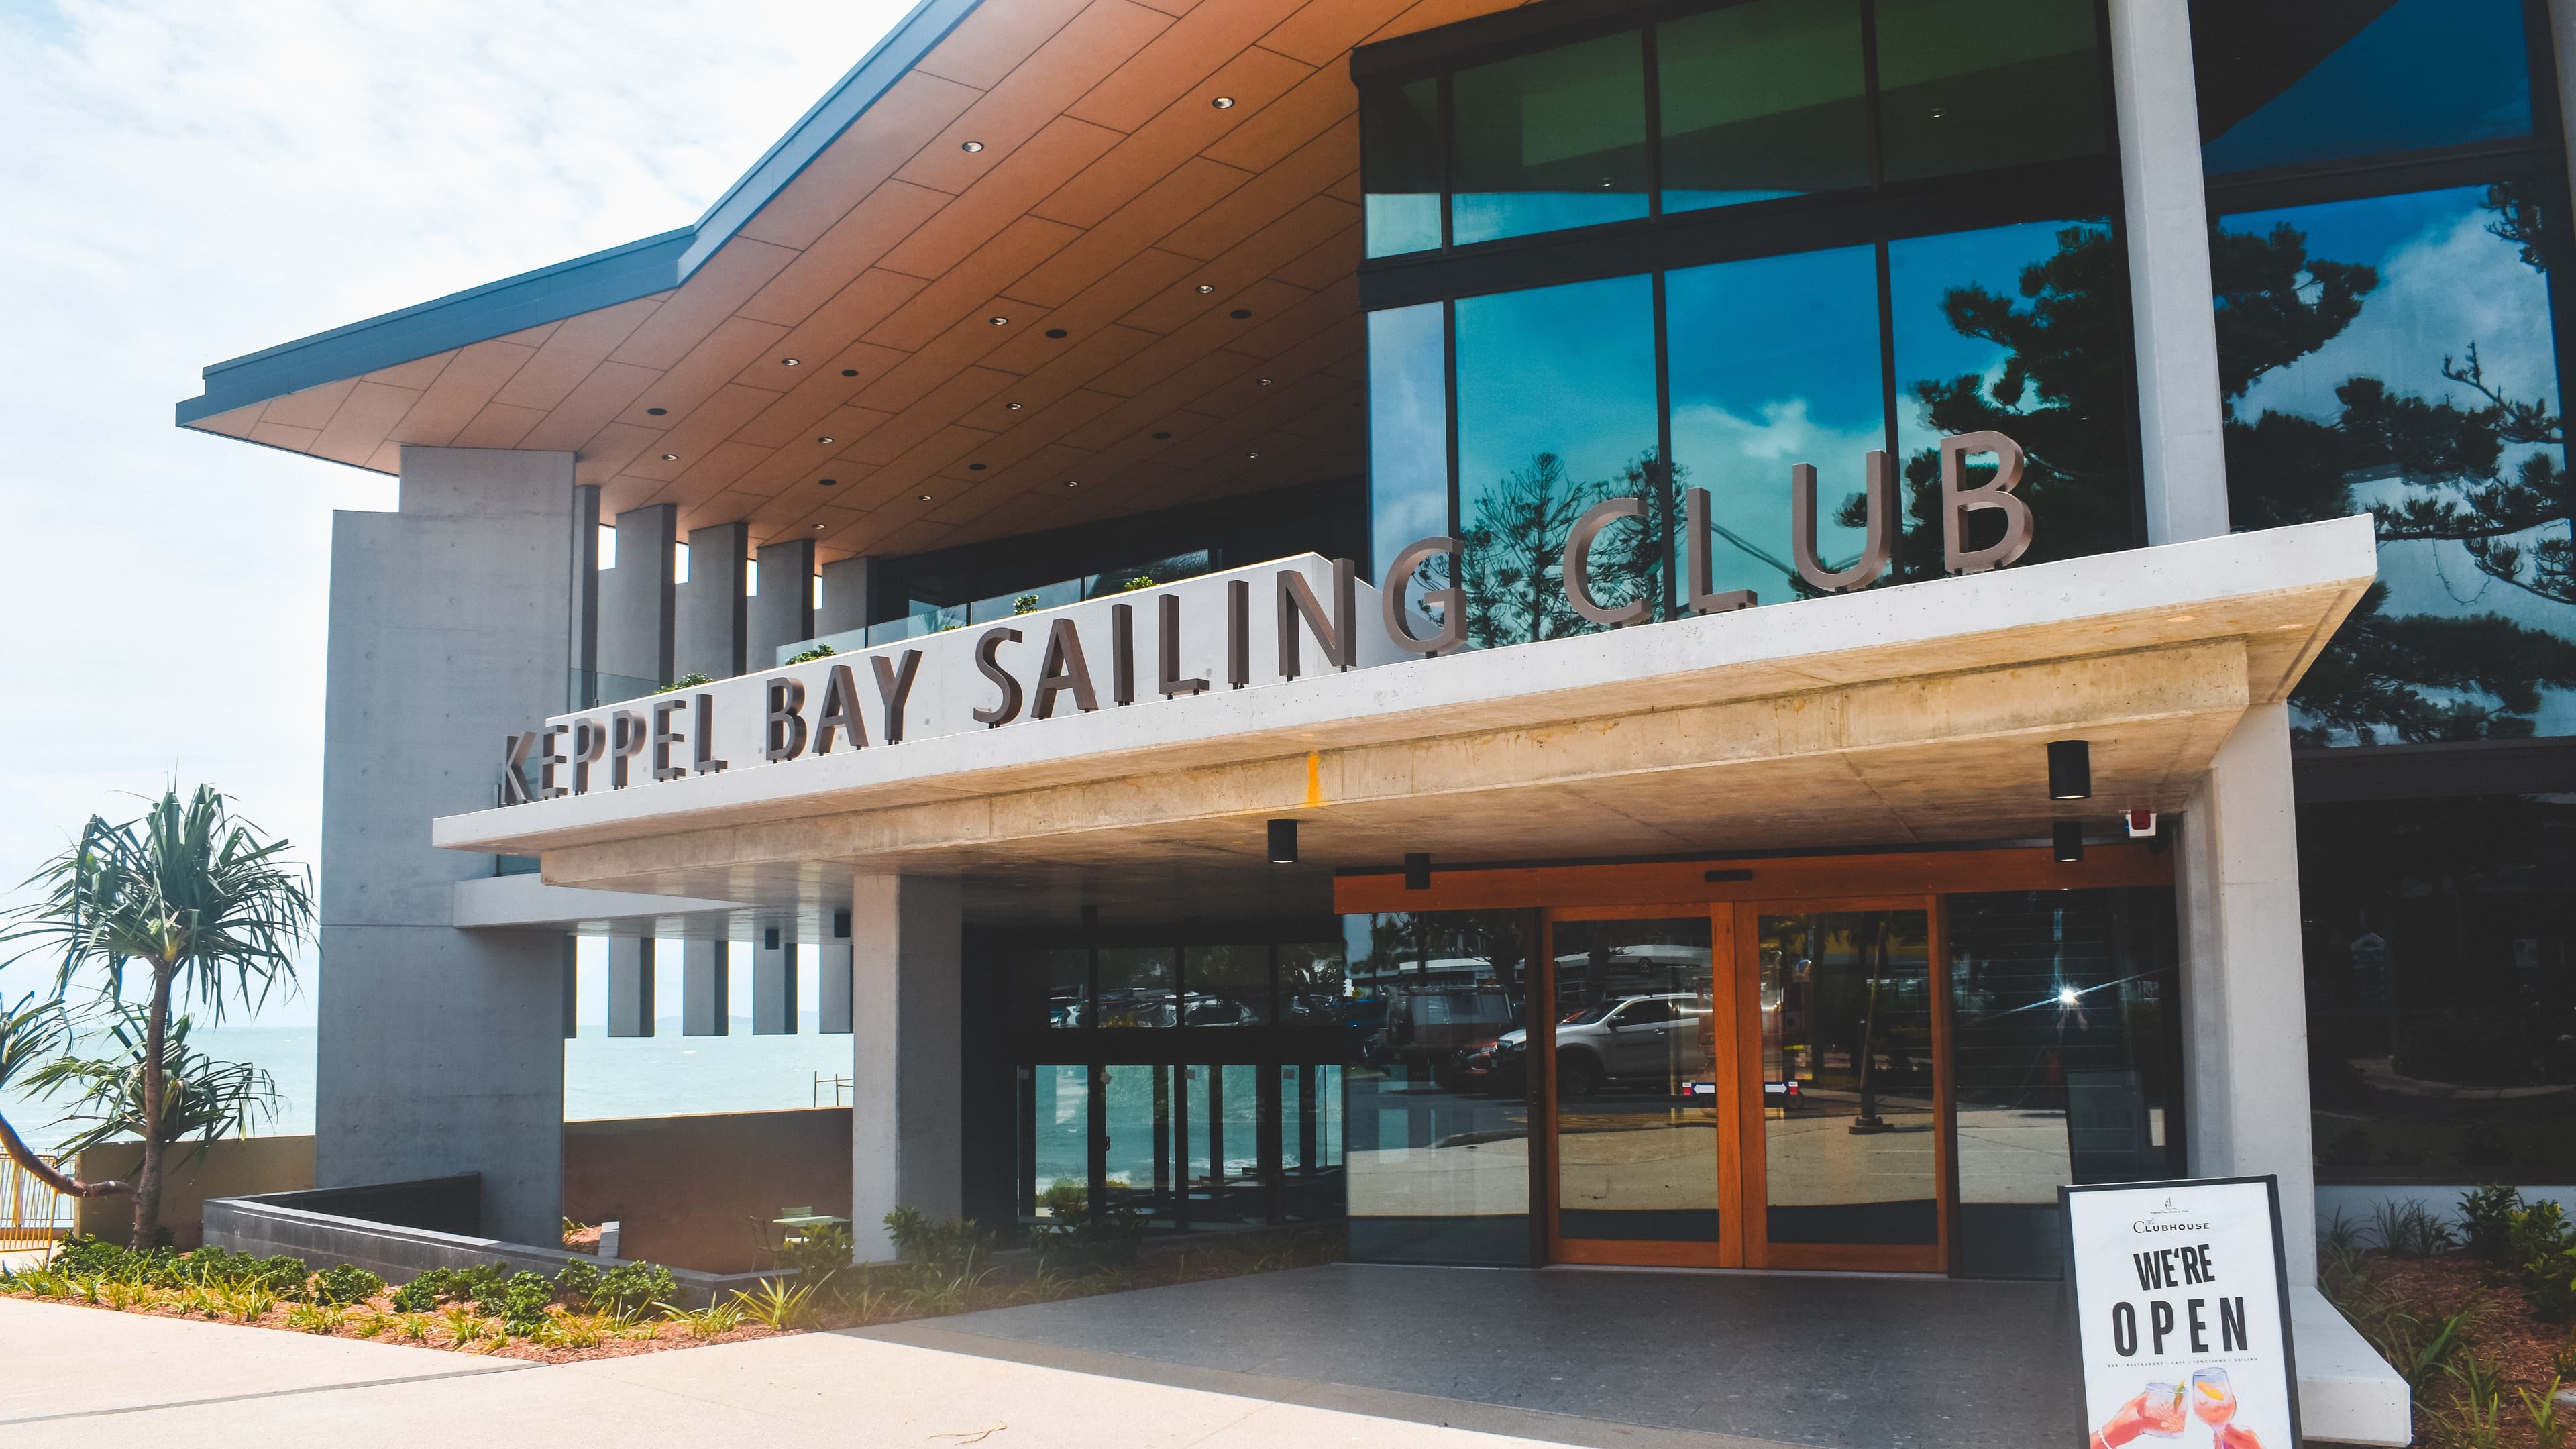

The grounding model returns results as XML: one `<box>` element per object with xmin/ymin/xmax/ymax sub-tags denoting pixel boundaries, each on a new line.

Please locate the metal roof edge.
<box><xmin>176</xmin><ymin>0</ymin><xmax>983</xmax><ymax>431</ymax></box>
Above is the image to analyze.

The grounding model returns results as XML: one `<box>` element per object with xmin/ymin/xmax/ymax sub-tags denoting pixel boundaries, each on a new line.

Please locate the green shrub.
<box><xmin>784</xmin><ymin>645</ymin><xmax>837</xmax><ymax>665</ymax></box>
<box><xmin>388</xmin><ymin>1269</ymin><xmax>449</xmax><ymax>1313</ymax></box>
<box><xmin>2461</xmin><ymin>1184</ymin><xmax>2525</xmax><ymax>1260</ymax></box>
<box><xmin>487</xmin><ymin>1271</ymin><xmax>554</xmax><ymax>1334</ymax></box>
<box><xmin>885</xmin><ymin>1208</ymin><xmax>990</xmax><ymax>1284</ymax></box>
<box><xmin>1027</xmin><ymin>1205</ymin><xmax>1146</xmax><ymax>1275</ymax></box>
<box><xmin>551</xmin><ymin>1258</ymin><xmax>600</xmax><ymax>1307</ymax></box>
<box><xmin>778</xmin><ymin>1224</ymin><xmax>855</xmax><ymax>1296</ymax></box>
<box><xmin>594</xmin><ymin>1260</ymin><xmax>678</xmax><ymax>1314</ymax></box>
<box><xmin>313</xmin><ymin>1264</ymin><xmax>384</xmax><ymax>1306</ymax></box>
<box><xmin>657</xmin><ymin>672</ymin><xmax>714</xmax><ymax>694</ymax></box>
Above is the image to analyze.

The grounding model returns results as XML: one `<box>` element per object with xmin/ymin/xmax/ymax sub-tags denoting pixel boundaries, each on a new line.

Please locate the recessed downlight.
<box><xmin>840</xmin><ymin>368</ymin><xmax>858</xmax><ymax>377</ymax></box>
<box><xmin>1211</xmin><ymin>96</ymin><xmax>1234</xmax><ymax>109</ymax></box>
<box><xmin>1063</xmin><ymin>479</ymin><xmax>1079</xmax><ymax>488</ymax></box>
<box><xmin>961</xmin><ymin>140</ymin><xmax>985</xmax><ymax>152</ymax></box>
<box><xmin>1246</xmin><ymin>451</ymin><xmax>1259</xmax><ymax>458</ymax></box>
<box><xmin>1195</xmin><ymin>284</ymin><xmax>1214</xmax><ymax>294</ymax></box>
<box><xmin>1258</xmin><ymin>377</ymin><xmax>1271</xmax><ymax>386</ymax></box>
<box><xmin>661</xmin><ymin>453</ymin><xmax>680</xmax><ymax>462</ymax></box>
<box><xmin>819</xmin><ymin>478</ymin><xmax>839</xmax><ymax>487</ymax></box>
<box><xmin>918</xmin><ymin>493</ymin><xmax>934</xmax><ymax>502</ymax></box>
<box><xmin>1229</xmin><ymin>309</ymin><xmax>1252</xmax><ymax>319</ymax></box>
<box><xmin>646</xmin><ymin>407</ymin><xmax>667</xmax><ymax>416</ymax></box>
<box><xmin>782</xmin><ymin>357</ymin><xmax>800</xmax><ymax>366</ymax></box>
<box><xmin>987</xmin><ymin>315</ymin><xmax>1009</xmax><ymax>326</ymax></box>
<box><xmin>1044</xmin><ymin>327</ymin><xmax>1067</xmax><ymax>338</ymax></box>
<box><xmin>969</xmin><ymin>462</ymin><xmax>987</xmax><ymax>471</ymax></box>
<box><xmin>1006</xmin><ymin>401</ymin><xmax>1022</xmax><ymax>411</ymax></box>
<box><xmin>817</xmin><ymin>436</ymin><xmax>835</xmax><ymax>444</ymax></box>
<box><xmin>1152</xmin><ymin>431</ymin><xmax>1171</xmax><ymax>440</ymax></box>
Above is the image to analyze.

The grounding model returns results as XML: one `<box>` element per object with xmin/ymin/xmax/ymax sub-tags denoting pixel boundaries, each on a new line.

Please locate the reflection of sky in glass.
<box><xmin>1890</xmin><ymin>220</ymin><xmax>2070</xmax><ymax>467</ymax></box>
<box><xmin>1667</xmin><ymin>246</ymin><xmax>1887</xmax><ymax>602</ymax></box>
<box><xmin>1369</xmin><ymin>302</ymin><xmax>1448</xmax><ymax>586</ymax></box>
<box><xmin>2200</xmin><ymin>0</ymin><xmax>2530</xmax><ymax>176</ymax></box>
<box><xmin>2222</xmin><ymin>186</ymin><xmax>2575</xmax><ymax>737</ymax></box>
<box><xmin>1456</xmin><ymin>274</ymin><xmax>1658</xmax><ymax>505</ymax></box>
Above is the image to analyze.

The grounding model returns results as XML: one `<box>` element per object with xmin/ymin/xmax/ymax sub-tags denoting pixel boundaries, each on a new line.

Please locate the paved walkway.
<box><xmin>0</xmin><ymin>1265</ymin><xmax>2074</xmax><ymax>1448</ymax></box>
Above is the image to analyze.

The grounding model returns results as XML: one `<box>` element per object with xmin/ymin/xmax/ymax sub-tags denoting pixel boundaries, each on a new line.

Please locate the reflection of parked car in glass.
<box><xmin>1509</xmin><ymin>992</ymin><xmax>1711</xmax><ymax>1098</ymax></box>
<box><xmin>1367</xmin><ymin>983</ymin><xmax>1521</xmax><ymax>1082</ymax></box>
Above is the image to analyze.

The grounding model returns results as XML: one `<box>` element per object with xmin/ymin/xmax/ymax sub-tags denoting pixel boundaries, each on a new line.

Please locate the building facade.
<box><xmin>177</xmin><ymin>0</ymin><xmax>2576</xmax><ymax>1439</ymax></box>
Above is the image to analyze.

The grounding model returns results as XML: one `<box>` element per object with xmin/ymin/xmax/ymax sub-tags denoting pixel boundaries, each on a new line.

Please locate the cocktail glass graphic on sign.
<box><xmin>2191</xmin><ymin>1367</ymin><xmax>2237</xmax><ymax>1429</ymax></box>
<box><xmin>2086</xmin><ymin>1381</ymin><xmax>2186</xmax><ymax>1446</ymax></box>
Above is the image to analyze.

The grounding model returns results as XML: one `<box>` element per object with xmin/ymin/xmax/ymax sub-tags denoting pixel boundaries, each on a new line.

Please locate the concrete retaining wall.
<box><xmin>201</xmin><ymin>1173</ymin><xmax>775</xmax><ymax>1308</ymax></box>
<box><xmin>564</xmin><ymin>1107</ymin><xmax>851</xmax><ymax>1273</ymax></box>
<box><xmin>74</xmin><ymin>1135</ymin><xmax>315</xmax><ymax>1249</ymax></box>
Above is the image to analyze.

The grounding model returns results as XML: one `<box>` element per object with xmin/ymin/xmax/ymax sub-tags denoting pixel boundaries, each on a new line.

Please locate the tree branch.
<box><xmin>0</xmin><ymin>1107</ymin><xmax>125</xmax><ymax>1199</ymax></box>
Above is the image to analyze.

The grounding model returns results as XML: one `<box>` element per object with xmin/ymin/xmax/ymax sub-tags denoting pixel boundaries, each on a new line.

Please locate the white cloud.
<box><xmin>0</xmin><ymin>0</ymin><xmax>912</xmax><ymax>1020</ymax></box>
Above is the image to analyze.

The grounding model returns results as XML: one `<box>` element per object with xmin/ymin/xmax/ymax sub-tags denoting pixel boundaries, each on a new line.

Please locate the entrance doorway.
<box><xmin>1538</xmin><ymin>898</ymin><xmax>1945</xmax><ymax>1270</ymax></box>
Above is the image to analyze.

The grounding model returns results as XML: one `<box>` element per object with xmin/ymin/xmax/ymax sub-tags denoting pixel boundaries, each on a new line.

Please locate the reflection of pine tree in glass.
<box><xmin>1857</xmin><ymin>223</ymin><xmax>2139</xmax><ymax>580</ymax></box>
<box><xmin>1458</xmin><ymin>449</ymin><xmax>1676</xmax><ymax>646</ymax></box>
<box><xmin>2219</xmin><ymin>184</ymin><xmax>2576</xmax><ymax>743</ymax></box>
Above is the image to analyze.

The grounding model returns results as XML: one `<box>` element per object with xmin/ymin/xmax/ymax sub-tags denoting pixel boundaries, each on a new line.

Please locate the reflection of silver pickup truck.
<box><xmin>1496</xmin><ymin>992</ymin><xmax>1709</xmax><ymax>1097</ymax></box>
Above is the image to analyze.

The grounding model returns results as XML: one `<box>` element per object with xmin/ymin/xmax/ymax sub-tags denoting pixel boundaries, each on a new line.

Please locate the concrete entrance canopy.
<box><xmin>431</xmin><ymin>514</ymin><xmax>2377</xmax><ymax>917</ymax></box>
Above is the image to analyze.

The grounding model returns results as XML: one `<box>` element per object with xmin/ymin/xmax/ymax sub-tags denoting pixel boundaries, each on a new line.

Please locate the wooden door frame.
<box><xmin>1540</xmin><ymin>901</ymin><xmax>1739</xmax><ymax>1268</ymax></box>
<box><xmin>1737</xmin><ymin>894</ymin><xmax>1949</xmax><ymax>1273</ymax></box>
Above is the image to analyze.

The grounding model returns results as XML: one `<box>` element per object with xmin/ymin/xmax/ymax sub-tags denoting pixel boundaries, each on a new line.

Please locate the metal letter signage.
<box><xmin>1792</xmin><ymin>452</ymin><xmax>1895</xmax><ymax>594</ymax></box>
<box><xmin>2062</xmin><ymin>1177</ymin><xmax>2301</xmax><ymax>1449</ymax></box>
<box><xmin>498</xmin><ymin>433</ymin><xmax>2040</xmax><ymax>810</ymax></box>
<box><xmin>1941</xmin><ymin>430</ymin><xmax>2033</xmax><ymax>574</ymax></box>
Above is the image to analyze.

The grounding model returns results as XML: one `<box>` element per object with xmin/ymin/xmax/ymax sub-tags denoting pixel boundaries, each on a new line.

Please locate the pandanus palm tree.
<box><xmin>1</xmin><ymin>786</ymin><xmax>313</xmax><ymax>1248</ymax></box>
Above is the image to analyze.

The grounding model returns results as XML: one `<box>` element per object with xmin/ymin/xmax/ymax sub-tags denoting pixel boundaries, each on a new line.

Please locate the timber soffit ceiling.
<box><xmin>177</xmin><ymin>0</ymin><xmax>1532</xmax><ymax>561</ymax></box>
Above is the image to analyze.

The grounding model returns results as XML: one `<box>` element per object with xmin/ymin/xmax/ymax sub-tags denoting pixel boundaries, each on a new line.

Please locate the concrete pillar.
<box><xmin>819</xmin><ymin>909</ymin><xmax>854</xmax><ymax>1034</ymax></box>
<box><xmin>2108</xmin><ymin>0</ymin><xmax>2231</xmax><ymax>545</ymax></box>
<box><xmin>682</xmin><ymin>938</ymin><xmax>731</xmax><ymax>1037</ymax></box>
<box><xmin>316</xmin><ymin>445</ymin><xmax>571</xmax><ymax>1247</ymax></box>
<box><xmin>560</xmin><ymin>936</ymin><xmax>578</xmax><ymax>1041</ymax></box>
<box><xmin>751</xmin><ymin>538</ymin><xmax>818</xmax><ymax>665</ymax></box>
<box><xmin>607</xmin><ymin>936</ymin><xmax>656</xmax><ymax>1038</ymax></box>
<box><xmin>818</xmin><ymin>554</ymin><xmax>877</xmax><ymax>639</ymax></box>
<box><xmin>850</xmin><ymin>875</ymin><xmax>962</xmax><ymax>1254</ymax></box>
<box><xmin>754</xmin><ymin>926</ymin><xmax>798</xmax><ymax>1035</ymax></box>
<box><xmin>676</xmin><ymin>521</ymin><xmax>748</xmax><ymax>682</ymax></box>
<box><xmin>598</xmin><ymin>504</ymin><xmax>676</xmax><ymax>689</ymax></box>
<box><xmin>568</xmin><ymin>484</ymin><xmax>599</xmax><ymax>708</ymax></box>
<box><xmin>2178</xmin><ymin>703</ymin><xmax>2317</xmax><ymax>1284</ymax></box>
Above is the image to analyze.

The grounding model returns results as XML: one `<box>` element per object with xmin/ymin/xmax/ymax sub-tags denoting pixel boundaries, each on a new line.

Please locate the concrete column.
<box><xmin>682</xmin><ymin>938</ymin><xmax>731</xmax><ymax>1036</ymax></box>
<box><xmin>676</xmin><ymin>521</ymin><xmax>748</xmax><ymax>681</ymax></box>
<box><xmin>607</xmin><ymin>936</ymin><xmax>656</xmax><ymax>1038</ymax></box>
<box><xmin>316</xmin><ymin>445</ymin><xmax>571</xmax><ymax>1247</ymax></box>
<box><xmin>754</xmin><ymin>926</ymin><xmax>798</xmax><ymax>1035</ymax></box>
<box><xmin>2178</xmin><ymin>702</ymin><xmax>2317</xmax><ymax>1283</ymax></box>
<box><xmin>751</xmin><ymin>538</ymin><xmax>818</xmax><ymax>664</ymax></box>
<box><xmin>818</xmin><ymin>909</ymin><xmax>854</xmax><ymax>1034</ymax></box>
<box><xmin>598</xmin><ymin>504</ymin><xmax>676</xmax><ymax>689</ymax></box>
<box><xmin>560</xmin><ymin>936</ymin><xmax>578</xmax><ymax>1041</ymax></box>
<box><xmin>568</xmin><ymin>484</ymin><xmax>599</xmax><ymax>708</ymax></box>
<box><xmin>2108</xmin><ymin>0</ymin><xmax>2231</xmax><ymax>545</ymax></box>
<box><xmin>818</xmin><ymin>554</ymin><xmax>877</xmax><ymax>638</ymax></box>
<box><xmin>850</xmin><ymin>875</ymin><xmax>962</xmax><ymax>1254</ymax></box>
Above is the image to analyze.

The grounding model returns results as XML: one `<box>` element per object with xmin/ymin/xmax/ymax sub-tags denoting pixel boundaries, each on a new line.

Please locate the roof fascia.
<box><xmin>176</xmin><ymin>0</ymin><xmax>984</xmax><ymax>430</ymax></box>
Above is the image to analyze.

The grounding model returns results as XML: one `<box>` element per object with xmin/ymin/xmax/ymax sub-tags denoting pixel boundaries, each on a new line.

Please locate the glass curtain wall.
<box><xmin>1344</xmin><ymin>910</ymin><xmax>1537</xmax><ymax>1265</ymax></box>
<box><xmin>1016</xmin><ymin>926</ymin><xmax>1348</xmax><ymax>1232</ymax></box>
<box><xmin>1360</xmin><ymin>0</ymin><xmax>2137</xmax><ymax>638</ymax></box>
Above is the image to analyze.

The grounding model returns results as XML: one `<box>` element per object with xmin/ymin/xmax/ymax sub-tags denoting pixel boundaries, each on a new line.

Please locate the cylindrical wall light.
<box><xmin>1267</xmin><ymin>818</ymin><xmax>1298</xmax><ymax>865</ymax></box>
<box><xmin>1403</xmin><ymin>853</ymin><xmax>1432</xmax><ymax>890</ymax></box>
<box><xmin>2047</xmin><ymin>739</ymin><xmax>2092</xmax><ymax>800</ymax></box>
<box><xmin>2053</xmin><ymin>820</ymin><xmax>2086</xmax><ymax>864</ymax></box>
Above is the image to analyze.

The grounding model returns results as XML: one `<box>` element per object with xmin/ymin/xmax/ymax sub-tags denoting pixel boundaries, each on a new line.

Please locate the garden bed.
<box><xmin>1</xmin><ymin>1220</ymin><xmax>1345</xmax><ymax>1365</ymax></box>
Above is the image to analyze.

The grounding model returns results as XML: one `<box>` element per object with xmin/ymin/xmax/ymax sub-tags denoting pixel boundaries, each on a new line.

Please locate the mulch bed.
<box><xmin>2359</xmin><ymin>1253</ymin><xmax>2576</xmax><ymax>1448</ymax></box>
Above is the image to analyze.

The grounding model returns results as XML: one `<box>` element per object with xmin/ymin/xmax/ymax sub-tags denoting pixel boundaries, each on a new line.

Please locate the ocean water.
<box><xmin>0</xmin><ymin>1017</ymin><xmax>857</xmax><ymax>1159</ymax></box>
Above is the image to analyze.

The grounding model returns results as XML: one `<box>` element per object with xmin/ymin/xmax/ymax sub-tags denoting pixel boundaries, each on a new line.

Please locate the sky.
<box><xmin>0</xmin><ymin>0</ymin><xmax>917</xmax><ymax>1025</ymax></box>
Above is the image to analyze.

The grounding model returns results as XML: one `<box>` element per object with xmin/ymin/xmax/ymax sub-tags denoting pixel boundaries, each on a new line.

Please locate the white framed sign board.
<box><xmin>2060</xmin><ymin>1177</ymin><xmax>2301</xmax><ymax>1449</ymax></box>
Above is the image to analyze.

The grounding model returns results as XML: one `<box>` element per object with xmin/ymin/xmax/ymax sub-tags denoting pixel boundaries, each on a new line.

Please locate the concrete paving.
<box><xmin>0</xmin><ymin>1291</ymin><xmax>1778</xmax><ymax>1449</ymax></box>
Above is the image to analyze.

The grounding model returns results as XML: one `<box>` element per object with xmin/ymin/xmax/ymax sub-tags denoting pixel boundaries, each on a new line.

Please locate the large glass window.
<box><xmin>1889</xmin><ymin>217</ymin><xmax>2136</xmax><ymax>574</ymax></box>
<box><xmin>1668</xmin><ymin>245</ymin><xmax>1889</xmax><ymax>605</ymax></box>
<box><xmin>2301</xmin><ymin>796</ymin><xmax>2576</xmax><ymax>1186</ymax></box>
<box><xmin>1873</xmin><ymin>0</ymin><xmax>2107</xmax><ymax>184</ymax></box>
<box><xmin>2194</xmin><ymin>0</ymin><xmax>2536</xmax><ymax>177</ymax></box>
<box><xmin>2215</xmin><ymin>185</ymin><xmax>2576</xmax><ymax>744</ymax></box>
<box><xmin>1759</xmin><ymin>909</ymin><xmax>1937</xmax><ymax>1248</ymax></box>
<box><xmin>1368</xmin><ymin>301</ymin><xmax>1449</xmax><ymax>590</ymax></box>
<box><xmin>1183</xmin><ymin>943</ymin><xmax>1269</xmax><ymax>1026</ymax></box>
<box><xmin>1344</xmin><ymin>910</ymin><xmax>1534</xmax><ymax>1265</ymax></box>
<box><xmin>1364</xmin><ymin>76</ymin><xmax>1442</xmax><ymax>258</ymax></box>
<box><xmin>1657</xmin><ymin>0</ymin><xmax>1868</xmax><ymax>215</ymax></box>
<box><xmin>1550</xmin><ymin>916</ymin><xmax>1718</xmax><ymax>1243</ymax></box>
<box><xmin>1948</xmin><ymin>888</ymin><xmax>2184</xmax><ymax>1279</ymax></box>
<box><xmin>1451</xmin><ymin>32</ymin><xmax>1648</xmax><ymax>246</ymax></box>
<box><xmin>1454</xmin><ymin>275</ymin><xmax>1660</xmax><ymax>643</ymax></box>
